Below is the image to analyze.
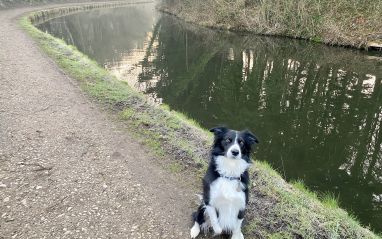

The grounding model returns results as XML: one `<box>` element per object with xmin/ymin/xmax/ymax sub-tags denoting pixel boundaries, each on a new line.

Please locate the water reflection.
<box><xmin>36</xmin><ymin>5</ymin><xmax>382</xmax><ymax>231</ymax></box>
<box><xmin>135</xmin><ymin>16</ymin><xmax>382</xmax><ymax>230</ymax></box>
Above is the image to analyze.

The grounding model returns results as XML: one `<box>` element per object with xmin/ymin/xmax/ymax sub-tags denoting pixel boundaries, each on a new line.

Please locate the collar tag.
<box><xmin>221</xmin><ymin>175</ymin><xmax>241</xmax><ymax>181</ymax></box>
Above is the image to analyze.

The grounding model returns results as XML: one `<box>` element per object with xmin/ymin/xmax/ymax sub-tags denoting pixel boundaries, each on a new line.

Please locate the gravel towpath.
<box><xmin>0</xmin><ymin>4</ymin><xmax>195</xmax><ymax>238</ymax></box>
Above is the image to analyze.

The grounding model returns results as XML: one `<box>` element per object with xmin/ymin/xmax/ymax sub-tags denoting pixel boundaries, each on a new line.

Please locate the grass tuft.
<box><xmin>290</xmin><ymin>179</ymin><xmax>318</xmax><ymax>199</ymax></box>
<box><xmin>321</xmin><ymin>192</ymin><xmax>340</xmax><ymax>209</ymax></box>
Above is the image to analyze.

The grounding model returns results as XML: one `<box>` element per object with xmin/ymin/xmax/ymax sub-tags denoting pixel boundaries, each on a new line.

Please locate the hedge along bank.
<box><xmin>158</xmin><ymin>0</ymin><xmax>382</xmax><ymax>51</ymax></box>
<box><xmin>20</xmin><ymin>3</ymin><xmax>380</xmax><ymax>238</ymax></box>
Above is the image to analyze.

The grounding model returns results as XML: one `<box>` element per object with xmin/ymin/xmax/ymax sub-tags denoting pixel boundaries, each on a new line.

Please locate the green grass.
<box><xmin>160</xmin><ymin>103</ymin><xmax>209</xmax><ymax>133</ymax></box>
<box><xmin>248</xmin><ymin>161</ymin><xmax>378</xmax><ymax>238</ymax></box>
<box><xmin>20</xmin><ymin>5</ymin><xmax>380</xmax><ymax>239</ymax></box>
<box><xmin>321</xmin><ymin>192</ymin><xmax>340</xmax><ymax>209</ymax></box>
<box><xmin>168</xmin><ymin>162</ymin><xmax>183</xmax><ymax>173</ymax></box>
<box><xmin>291</xmin><ymin>180</ymin><xmax>340</xmax><ymax>209</ymax></box>
<box><xmin>291</xmin><ymin>179</ymin><xmax>318</xmax><ymax>200</ymax></box>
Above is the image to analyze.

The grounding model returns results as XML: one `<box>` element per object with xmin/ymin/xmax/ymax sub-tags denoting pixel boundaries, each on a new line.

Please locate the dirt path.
<box><xmin>0</xmin><ymin>4</ymin><xmax>195</xmax><ymax>238</ymax></box>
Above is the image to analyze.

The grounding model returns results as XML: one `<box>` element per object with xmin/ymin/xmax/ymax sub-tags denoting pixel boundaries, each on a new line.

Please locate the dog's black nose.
<box><xmin>231</xmin><ymin>149</ymin><xmax>239</xmax><ymax>156</ymax></box>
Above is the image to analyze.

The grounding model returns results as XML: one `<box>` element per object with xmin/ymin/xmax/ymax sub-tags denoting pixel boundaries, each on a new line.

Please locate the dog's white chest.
<box><xmin>209</xmin><ymin>178</ymin><xmax>246</xmax><ymax>230</ymax></box>
<box><xmin>210</xmin><ymin>178</ymin><xmax>245</xmax><ymax>207</ymax></box>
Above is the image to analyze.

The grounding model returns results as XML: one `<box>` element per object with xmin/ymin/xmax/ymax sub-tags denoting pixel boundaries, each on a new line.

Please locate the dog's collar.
<box><xmin>220</xmin><ymin>175</ymin><xmax>241</xmax><ymax>181</ymax></box>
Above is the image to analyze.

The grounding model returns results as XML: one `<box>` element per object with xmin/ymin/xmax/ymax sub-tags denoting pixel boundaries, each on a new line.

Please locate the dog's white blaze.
<box><xmin>190</xmin><ymin>222</ymin><xmax>200</xmax><ymax>238</ymax></box>
<box><xmin>209</xmin><ymin>177</ymin><xmax>246</xmax><ymax>232</ymax></box>
<box><xmin>215</xmin><ymin>155</ymin><xmax>249</xmax><ymax>178</ymax></box>
<box><xmin>227</xmin><ymin>132</ymin><xmax>242</xmax><ymax>159</ymax></box>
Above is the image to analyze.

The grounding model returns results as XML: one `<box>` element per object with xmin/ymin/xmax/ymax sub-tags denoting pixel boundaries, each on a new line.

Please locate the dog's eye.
<box><xmin>225</xmin><ymin>138</ymin><xmax>232</xmax><ymax>143</ymax></box>
<box><xmin>239</xmin><ymin>140</ymin><xmax>244</xmax><ymax>146</ymax></box>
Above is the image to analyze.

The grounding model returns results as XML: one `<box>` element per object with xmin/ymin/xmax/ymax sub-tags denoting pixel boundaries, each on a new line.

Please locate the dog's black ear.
<box><xmin>209</xmin><ymin>126</ymin><xmax>227</xmax><ymax>136</ymax></box>
<box><xmin>243</xmin><ymin>130</ymin><xmax>259</xmax><ymax>145</ymax></box>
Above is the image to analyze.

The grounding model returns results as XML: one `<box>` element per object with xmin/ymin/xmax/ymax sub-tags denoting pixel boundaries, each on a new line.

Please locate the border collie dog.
<box><xmin>191</xmin><ymin>127</ymin><xmax>259</xmax><ymax>239</ymax></box>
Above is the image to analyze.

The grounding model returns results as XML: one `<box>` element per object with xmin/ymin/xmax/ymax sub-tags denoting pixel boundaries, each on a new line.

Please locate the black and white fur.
<box><xmin>191</xmin><ymin>127</ymin><xmax>259</xmax><ymax>239</ymax></box>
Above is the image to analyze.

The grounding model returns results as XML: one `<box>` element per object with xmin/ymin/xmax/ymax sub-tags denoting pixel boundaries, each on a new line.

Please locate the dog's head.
<box><xmin>210</xmin><ymin>126</ymin><xmax>259</xmax><ymax>161</ymax></box>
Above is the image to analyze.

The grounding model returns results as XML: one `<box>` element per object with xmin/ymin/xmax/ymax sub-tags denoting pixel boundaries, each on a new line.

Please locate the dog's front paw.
<box><xmin>190</xmin><ymin>222</ymin><xmax>200</xmax><ymax>238</ymax></box>
<box><xmin>212</xmin><ymin>225</ymin><xmax>222</xmax><ymax>236</ymax></box>
<box><xmin>231</xmin><ymin>231</ymin><xmax>244</xmax><ymax>239</ymax></box>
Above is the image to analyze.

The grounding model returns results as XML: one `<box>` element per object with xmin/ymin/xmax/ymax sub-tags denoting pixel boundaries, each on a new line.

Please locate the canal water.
<box><xmin>36</xmin><ymin>3</ymin><xmax>382</xmax><ymax>232</ymax></box>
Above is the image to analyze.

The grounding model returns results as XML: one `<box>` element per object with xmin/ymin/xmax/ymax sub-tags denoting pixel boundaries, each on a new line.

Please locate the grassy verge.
<box><xmin>158</xmin><ymin>0</ymin><xmax>382</xmax><ymax>50</ymax></box>
<box><xmin>246</xmin><ymin>162</ymin><xmax>380</xmax><ymax>238</ymax></box>
<box><xmin>20</xmin><ymin>4</ymin><xmax>380</xmax><ymax>238</ymax></box>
